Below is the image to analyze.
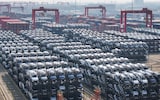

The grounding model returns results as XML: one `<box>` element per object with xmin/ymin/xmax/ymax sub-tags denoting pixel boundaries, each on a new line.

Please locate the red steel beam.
<box><xmin>0</xmin><ymin>4</ymin><xmax>11</xmax><ymax>13</ymax></box>
<box><xmin>120</xmin><ymin>8</ymin><xmax>152</xmax><ymax>32</ymax></box>
<box><xmin>85</xmin><ymin>5</ymin><xmax>106</xmax><ymax>18</ymax></box>
<box><xmin>32</xmin><ymin>7</ymin><xmax>59</xmax><ymax>29</ymax></box>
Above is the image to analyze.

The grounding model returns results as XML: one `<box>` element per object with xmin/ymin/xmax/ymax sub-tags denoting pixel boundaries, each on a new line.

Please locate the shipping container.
<box><xmin>0</xmin><ymin>16</ymin><xmax>10</xmax><ymax>28</ymax></box>
<box><xmin>6</xmin><ymin>21</ymin><xmax>29</xmax><ymax>33</ymax></box>
<box><xmin>1</xmin><ymin>19</ymin><xmax>21</xmax><ymax>30</ymax></box>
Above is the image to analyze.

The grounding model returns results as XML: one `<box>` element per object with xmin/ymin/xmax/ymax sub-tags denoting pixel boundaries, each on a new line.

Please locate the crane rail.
<box><xmin>0</xmin><ymin>83</ymin><xmax>8</xmax><ymax>100</ymax></box>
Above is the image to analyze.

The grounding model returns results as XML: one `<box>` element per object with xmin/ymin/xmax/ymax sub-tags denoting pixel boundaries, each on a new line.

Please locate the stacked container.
<box><xmin>6</xmin><ymin>21</ymin><xmax>29</xmax><ymax>33</ymax></box>
<box><xmin>0</xmin><ymin>16</ymin><xmax>29</xmax><ymax>33</ymax></box>
<box><xmin>1</xmin><ymin>19</ymin><xmax>21</xmax><ymax>30</ymax></box>
<box><xmin>76</xmin><ymin>16</ymin><xmax>120</xmax><ymax>32</ymax></box>
<box><xmin>0</xmin><ymin>16</ymin><xmax>10</xmax><ymax>28</ymax></box>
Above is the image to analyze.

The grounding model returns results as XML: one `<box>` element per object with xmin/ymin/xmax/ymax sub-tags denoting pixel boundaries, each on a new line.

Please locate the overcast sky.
<box><xmin>0</xmin><ymin>0</ymin><xmax>159</xmax><ymax>4</ymax></box>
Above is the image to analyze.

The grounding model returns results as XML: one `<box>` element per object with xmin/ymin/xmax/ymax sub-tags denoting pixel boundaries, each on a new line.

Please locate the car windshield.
<box><xmin>33</xmin><ymin>75</ymin><xmax>37</xmax><ymax>77</ymax></box>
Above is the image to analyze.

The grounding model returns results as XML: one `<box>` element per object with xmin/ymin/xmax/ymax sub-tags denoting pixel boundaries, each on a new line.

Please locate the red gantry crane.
<box><xmin>120</xmin><ymin>8</ymin><xmax>152</xmax><ymax>32</ymax></box>
<box><xmin>0</xmin><ymin>4</ymin><xmax>11</xmax><ymax>13</ymax></box>
<box><xmin>32</xmin><ymin>7</ymin><xmax>60</xmax><ymax>29</ymax></box>
<box><xmin>85</xmin><ymin>5</ymin><xmax>106</xmax><ymax>18</ymax></box>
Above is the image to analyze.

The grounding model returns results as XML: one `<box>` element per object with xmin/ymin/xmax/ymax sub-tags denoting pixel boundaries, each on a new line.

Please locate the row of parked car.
<box><xmin>105</xmin><ymin>30</ymin><xmax>160</xmax><ymax>53</ymax></box>
<box><xmin>65</xmin><ymin>29</ymin><xmax>149</xmax><ymax>62</ymax></box>
<box><xmin>0</xmin><ymin>30</ymin><xmax>83</xmax><ymax>100</ymax></box>
<box><xmin>20</xmin><ymin>29</ymin><xmax>160</xmax><ymax>100</ymax></box>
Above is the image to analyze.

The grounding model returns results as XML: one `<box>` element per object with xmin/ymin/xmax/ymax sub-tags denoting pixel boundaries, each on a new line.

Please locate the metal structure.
<box><xmin>11</xmin><ymin>6</ymin><xmax>24</xmax><ymax>12</ymax></box>
<box><xmin>57</xmin><ymin>1</ymin><xmax>69</xmax><ymax>5</ymax></box>
<box><xmin>0</xmin><ymin>4</ymin><xmax>11</xmax><ymax>13</ymax></box>
<box><xmin>40</xmin><ymin>2</ymin><xmax>49</xmax><ymax>5</ymax></box>
<box><xmin>120</xmin><ymin>8</ymin><xmax>152</xmax><ymax>32</ymax></box>
<box><xmin>13</xmin><ymin>2</ymin><xmax>27</xmax><ymax>6</ymax></box>
<box><xmin>32</xmin><ymin>7</ymin><xmax>59</xmax><ymax>29</ymax></box>
<box><xmin>12</xmin><ymin>2</ymin><xmax>37</xmax><ymax>7</ymax></box>
<box><xmin>84</xmin><ymin>5</ymin><xmax>106</xmax><ymax>18</ymax></box>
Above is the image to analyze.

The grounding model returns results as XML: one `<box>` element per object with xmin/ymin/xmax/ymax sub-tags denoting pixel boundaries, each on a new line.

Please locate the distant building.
<box><xmin>134</xmin><ymin>0</ymin><xmax>144</xmax><ymax>5</ymax></box>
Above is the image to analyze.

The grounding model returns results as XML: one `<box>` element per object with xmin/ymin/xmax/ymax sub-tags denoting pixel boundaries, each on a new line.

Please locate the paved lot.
<box><xmin>0</xmin><ymin>65</ymin><xmax>27</xmax><ymax>100</ymax></box>
<box><xmin>145</xmin><ymin>54</ymin><xmax>160</xmax><ymax>72</ymax></box>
